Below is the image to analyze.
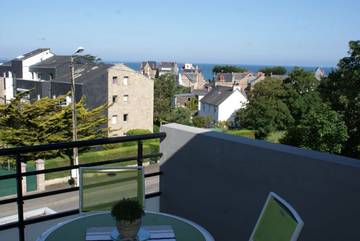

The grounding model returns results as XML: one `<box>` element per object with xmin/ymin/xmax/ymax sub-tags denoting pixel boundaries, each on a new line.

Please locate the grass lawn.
<box><xmin>266</xmin><ymin>131</ymin><xmax>286</xmax><ymax>144</ymax></box>
<box><xmin>224</xmin><ymin>129</ymin><xmax>255</xmax><ymax>139</ymax></box>
<box><xmin>25</xmin><ymin>140</ymin><xmax>160</xmax><ymax>180</ymax></box>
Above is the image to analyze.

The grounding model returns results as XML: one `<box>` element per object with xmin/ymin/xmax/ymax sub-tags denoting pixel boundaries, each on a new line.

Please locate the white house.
<box><xmin>199</xmin><ymin>85</ymin><xmax>248</xmax><ymax>123</ymax></box>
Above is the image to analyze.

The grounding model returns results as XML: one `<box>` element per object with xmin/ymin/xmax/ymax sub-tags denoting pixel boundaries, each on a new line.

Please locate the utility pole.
<box><xmin>70</xmin><ymin>55</ymin><xmax>79</xmax><ymax>186</ymax></box>
<box><xmin>66</xmin><ymin>47</ymin><xmax>84</xmax><ymax>186</ymax></box>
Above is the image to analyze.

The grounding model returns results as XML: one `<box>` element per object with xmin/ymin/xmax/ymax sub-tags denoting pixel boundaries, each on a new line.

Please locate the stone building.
<box><xmin>140</xmin><ymin>61</ymin><xmax>157</xmax><ymax>79</ymax></box>
<box><xmin>0</xmin><ymin>48</ymin><xmax>153</xmax><ymax>136</ymax></box>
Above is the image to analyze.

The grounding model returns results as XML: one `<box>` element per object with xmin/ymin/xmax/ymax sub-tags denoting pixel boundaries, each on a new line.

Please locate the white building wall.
<box><xmin>198</xmin><ymin>95</ymin><xmax>204</xmax><ymax>111</ymax></box>
<box><xmin>218</xmin><ymin>90</ymin><xmax>247</xmax><ymax>122</ymax></box>
<box><xmin>21</xmin><ymin>50</ymin><xmax>54</xmax><ymax>79</ymax></box>
<box><xmin>4</xmin><ymin>75</ymin><xmax>14</xmax><ymax>101</ymax></box>
<box><xmin>199</xmin><ymin>103</ymin><xmax>218</xmax><ymax>121</ymax></box>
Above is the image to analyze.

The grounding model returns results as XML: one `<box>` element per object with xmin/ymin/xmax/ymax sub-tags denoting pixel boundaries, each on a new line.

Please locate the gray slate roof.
<box><xmin>200</xmin><ymin>86</ymin><xmax>234</xmax><ymax>106</ymax></box>
<box><xmin>191</xmin><ymin>89</ymin><xmax>209</xmax><ymax>96</ymax></box>
<box><xmin>159</xmin><ymin>62</ymin><xmax>177</xmax><ymax>68</ymax></box>
<box><xmin>16</xmin><ymin>48</ymin><xmax>50</xmax><ymax>60</ymax></box>
<box><xmin>30</xmin><ymin>55</ymin><xmax>71</xmax><ymax>69</ymax></box>
<box><xmin>141</xmin><ymin>61</ymin><xmax>157</xmax><ymax>70</ymax></box>
<box><xmin>30</xmin><ymin>55</ymin><xmax>113</xmax><ymax>84</ymax></box>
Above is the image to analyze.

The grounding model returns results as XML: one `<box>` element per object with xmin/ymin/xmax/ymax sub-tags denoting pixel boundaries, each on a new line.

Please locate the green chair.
<box><xmin>249</xmin><ymin>192</ymin><xmax>304</xmax><ymax>241</ymax></box>
<box><xmin>79</xmin><ymin>166</ymin><xmax>144</xmax><ymax>212</ymax></box>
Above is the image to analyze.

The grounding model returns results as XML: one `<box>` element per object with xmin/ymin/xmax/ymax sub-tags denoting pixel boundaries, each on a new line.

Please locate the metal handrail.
<box><xmin>0</xmin><ymin>133</ymin><xmax>166</xmax><ymax>241</ymax></box>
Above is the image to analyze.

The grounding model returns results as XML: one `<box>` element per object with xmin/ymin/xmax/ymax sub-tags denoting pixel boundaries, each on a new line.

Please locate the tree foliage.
<box><xmin>259</xmin><ymin>66</ymin><xmax>287</xmax><ymax>75</ymax></box>
<box><xmin>319</xmin><ymin>40</ymin><xmax>360</xmax><ymax>157</ymax></box>
<box><xmin>283</xmin><ymin>68</ymin><xmax>322</xmax><ymax>121</ymax></box>
<box><xmin>154</xmin><ymin>74</ymin><xmax>177</xmax><ymax>122</ymax></box>
<box><xmin>166</xmin><ymin>107</ymin><xmax>192</xmax><ymax>125</ymax></box>
<box><xmin>282</xmin><ymin>104</ymin><xmax>348</xmax><ymax>154</ymax></box>
<box><xmin>76</xmin><ymin>54</ymin><xmax>102</xmax><ymax>64</ymax></box>
<box><xmin>235</xmin><ymin>78</ymin><xmax>294</xmax><ymax>139</ymax></box>
<box><xmin>0</xmin><ymin>92</ymin><xmax>108</xmax><ymax>161</ymax></box>
<box><xmin>186</xmin><ymin>97</ymin><xmax>198</xmax><ymax>112</ymax></box>
<box><xmin>212</xmin><ymin>65</ymin><xmax>247</xmax><ymax>73</ymax></box>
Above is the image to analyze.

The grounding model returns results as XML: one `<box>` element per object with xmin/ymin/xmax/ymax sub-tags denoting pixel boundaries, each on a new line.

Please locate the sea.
<box><xmin>121</xmin><ymin>62</ymin><xmax>334</xmax><ymax>81</ymax></box>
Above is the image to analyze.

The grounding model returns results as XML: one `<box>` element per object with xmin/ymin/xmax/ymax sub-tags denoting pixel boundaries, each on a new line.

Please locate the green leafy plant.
<box><xmin>111</xmin><ymin>198</ymin><xmax>144</xmax><ymax>223</ymax></box>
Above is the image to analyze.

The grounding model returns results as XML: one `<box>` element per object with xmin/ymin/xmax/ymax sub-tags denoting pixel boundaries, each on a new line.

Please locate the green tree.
<box><xmin>166</xmin><ymin>107</ymin><xmax>192</xmax><ymax>125</ymax></box>
<box><xmin>235</xmin><ymin>78</ymin><xmax>294</xmax><ymax>139</ymax></box>
<box><xmin>259</xmin><ymin>66</ymin><xmax>287</xmax><ymax>75</ymax></box>
<box><xmin>186</xmin><ymin>97</ymin><xmax>198</xmax><ymax>112</ymax></box>
<box><xmin>282</xmin><ymin>67</ymin><xmax>322</xmax><ymax>121</ymax></box>
<box><xmin>282</xmin><ymin>104</ymin><xmax>348</xmax><ymax>154</ymax></box>
<box><xmin>319</xmin><ymin>40</ymin><xmax>360</xmax><ymax>158</ymax></box>
<box><xmin>154</xmin><ymin>74</ymin><xmax>177</xmax><ymax>122</ymax></box>
<box><xmin>76</xmin><ymin>54</ymin><xmax>102</xmax><ymax>64</ymax></box>
<box><xmin>0</xmin><ymin>93</ymin><xmax>108</xmax><ymax>162</ymax></box>
<box><xmin>212</xmin><ymin>65</ymin><xmax>247</xmax><ymax>73</ymax></box>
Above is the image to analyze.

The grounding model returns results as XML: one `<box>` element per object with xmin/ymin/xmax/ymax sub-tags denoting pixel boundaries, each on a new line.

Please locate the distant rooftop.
<box><xmin>14</xmin><ymin>48</ymin><xmax>50</xmax><ymax>60</ymax></box>
<box><xmin>200</xmin><ymin>86</ymin><xmax>235</xmax><ymax>106</ymax></box>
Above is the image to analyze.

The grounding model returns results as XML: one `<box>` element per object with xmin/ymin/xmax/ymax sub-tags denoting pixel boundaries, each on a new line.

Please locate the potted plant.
<box><xmin>111</xmin><ymin>198</ymin><xmax>145</xmax><ymax>240</ymax></box>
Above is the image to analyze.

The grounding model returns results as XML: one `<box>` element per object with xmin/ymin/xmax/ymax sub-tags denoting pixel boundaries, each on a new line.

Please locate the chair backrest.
<box><xmin>79</xmin><ymin>166</ymin><xmax>144</xmax><ymax>213</ymax></box>
<box><xmin>249</xmin><ymin>192</ymin><xmax>304</xmax><ymax>241</ymax></box>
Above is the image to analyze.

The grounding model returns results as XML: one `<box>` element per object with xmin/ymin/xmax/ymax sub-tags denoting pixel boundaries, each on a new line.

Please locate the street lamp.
<box><xmin>70</xmin><ymin>47</ymin><xmax>84</xmax><ymax>186</ymax></box>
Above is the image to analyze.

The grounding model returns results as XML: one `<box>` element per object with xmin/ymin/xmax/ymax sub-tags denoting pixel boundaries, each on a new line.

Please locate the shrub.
<box><xmin>192</xmin><ymin>116</ymin><xmax>212</xmax><ymax>128</ymax></box>
<box><xmin>125</xmin><ymin>129</ymin><xmax>152</xmax><ymax>136</ymax></box>
<box><xmin>111</xmin><ymin>198</ymin><xmax>144</xmax><ymax>222</ymax></box>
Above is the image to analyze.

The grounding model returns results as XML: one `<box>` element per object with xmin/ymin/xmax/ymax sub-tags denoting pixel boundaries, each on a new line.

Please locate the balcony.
<box><xmin>1</xmin><ymin>123</ymin><xmax>360</xmax><ymax>241</ymax></box>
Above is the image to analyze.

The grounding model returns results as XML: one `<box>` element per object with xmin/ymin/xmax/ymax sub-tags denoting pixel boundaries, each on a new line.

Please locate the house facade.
<box><xmin>157</xmin><ymin>62</ymin><xmax>179</xmax><ymax>77</ymax></box>
<box><xmin>199</xmin><ymin>85</ymin><xmax>247</xmax><ymax>123</ymax></box>
<box><xmin>0</xmin><ymin>76</ymin><xmax>4</xmax><ymax>104</ymax></box>
<box><xmin>140</xmin><ymin>61</ymin><xmax>157</xmax><ymax>79</ymax></box>
<box><xmin>178</xmin><ymin>71</ymin><xmax>207</xmax><ymax>90</ymax></box>
<box><xmin>107</xmin><ymin>64</ymin><xmax>153</xmax><ymax>136</ymax></box>
<box><xmin>215</xmin><ymin>72</ymin><xmax>254</xmax><ymax>90</ymax></box>
<box><xmin>0</xmin><ymin>48</ymin><xmax>153</xmax><ymax>136</ymax></box>
<box><xmin>173</xmin><ymin>89</ymin><xmax>208</xmax><ymax>110</ymax></box>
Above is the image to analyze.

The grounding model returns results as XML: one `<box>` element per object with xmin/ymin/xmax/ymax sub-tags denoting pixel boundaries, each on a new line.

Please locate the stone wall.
<box><xmin>107</xmin><ymin>64</ymin><xmax>153</xmax><ymax>136</ymax></box>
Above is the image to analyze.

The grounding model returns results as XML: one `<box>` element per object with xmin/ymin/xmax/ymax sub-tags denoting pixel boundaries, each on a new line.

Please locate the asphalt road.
<box><xmin>0</xmin><ymin>176</ymin><xmax>159</xmax><ymax>219</ymax></box>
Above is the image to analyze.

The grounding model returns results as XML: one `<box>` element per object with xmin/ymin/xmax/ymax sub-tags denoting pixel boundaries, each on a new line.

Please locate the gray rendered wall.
<box><xmin>159</xmin><ymin>123</ymin><xmax>360</xmax><ymax>241</ymax></box>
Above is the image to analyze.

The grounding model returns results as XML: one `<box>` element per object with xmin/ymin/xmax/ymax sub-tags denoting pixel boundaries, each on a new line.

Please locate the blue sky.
<box><xmin>1</xmin><ymin>0</ymin><xmax>359</xmax><ymax>66</ymax></box>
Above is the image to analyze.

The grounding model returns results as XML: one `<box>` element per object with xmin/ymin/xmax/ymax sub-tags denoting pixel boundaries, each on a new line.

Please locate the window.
<box><xmin>112</xmin><ymin>95</ymin><xmax>118</xmax><ymax>103</ymax></box>
<box><xmin>38</xmin><ymin>73</ymin><xmax>42</xmax><ymax>80</ymax></box>
<box><xmin>49</xmin><ymin>73</ymin><xmax>54</xmax><ymax>80</ymax></box>
<box><xmin>112</xmin><ymin>76</ymin><xmax>118</xmax><ymax>84</ymax></box>
<box><xmin>123</xmin><ymin>76</ymin><xmax>129</xmax><ymax>85</ymax></box>
<box><xmin>123</xmin><ymin>95</ymin><xmax>128</xmax><ymax>103</ymax></box>
<box><xmin>112</xmin><ymin>115</ymin><xmax>118</xmax><ymax>124</ymax></box>
<box><xmin>123</xmin><ymin>114</ymin><xmax>128</xmax><ymax>122</ymax></box>
<box><xmin>37</xmin><ymin>95</ymin><xmax>41</xmax><ymax>100</ymax></box>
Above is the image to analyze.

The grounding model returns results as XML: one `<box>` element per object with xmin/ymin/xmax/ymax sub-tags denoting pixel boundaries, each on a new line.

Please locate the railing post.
<box><xmin>20</xmin><ymin>162</ymin><xmax>27</xmax><ymax>194</ymax></box>
<box><xmin>137</xmin><ymin>140</ymin><xmax>143</xmax><ymax>167</ymax></box>
<box><xmin>16</xmin><ymin>154</ymin><xmax>25</xmax><ymax>241</ymax></box>
<box><xmin>35</xmin><ymin>159</ymin><xmax>45</xmax><ymax>192</ymax></box>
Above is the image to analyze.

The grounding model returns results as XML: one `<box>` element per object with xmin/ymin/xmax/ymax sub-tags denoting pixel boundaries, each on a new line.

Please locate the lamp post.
<box><xmin>70</xmin><ymin>47</ymin><xmax>84</xmax><ymax>186</ymax></box>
